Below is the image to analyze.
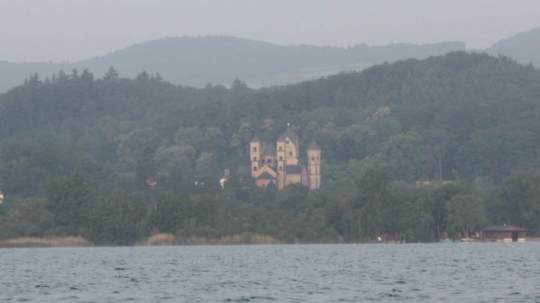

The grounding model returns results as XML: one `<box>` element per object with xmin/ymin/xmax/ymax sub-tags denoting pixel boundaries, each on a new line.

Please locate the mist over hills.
<box><xmin>0</xmin><ymin>37</ymin><xmax>465</xmax><ymax>92</ymax></box>
<box><xmin>2</xmin><ymin>24</ymin><xmax>540</xmax><ymax>93</ymax></box>
<box><xmin>488</xmin><ymin>26</ymin><xmax>540</xmax><ymax>67</ymax></box>
<box><xmin>3</xmin><ymin>25</ymin><xmax>540</xmax><ymax>93</ymax></box>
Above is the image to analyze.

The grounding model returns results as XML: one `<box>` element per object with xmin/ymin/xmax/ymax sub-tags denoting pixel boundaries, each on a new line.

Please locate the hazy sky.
<box><xmin>1</xmin><ymin>0</ymin><xmax>539</xmax><ymax>62</ymax></box>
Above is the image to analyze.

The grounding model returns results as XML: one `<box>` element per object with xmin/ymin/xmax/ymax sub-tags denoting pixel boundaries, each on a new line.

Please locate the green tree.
<box><xmin>46</xmin><ymin>175</ymin><xmax>95</xmax><ymax>235</ymax></box>
<box><xmin>155</xmin><ymin>144</ymin><xmax>196</xmax><ymax>191</ymax></box>
<box><xmin>0</xmin><ymin>198</ymin><xmax>53</xmax><ymax>239</ymax></box>
<box><xmin>151</xmin><ymin>193</ymin><xmax>190</xmax><ymax>233</ymax></box>
<box><xmin>428</xmin><ymin>182</ymin><xmax>467</xmax><ymax>240</ymax></box>
<box><xmin>103</xmin><ymin>66</ymin><xmax>119</xmax><ymax>81</ymax></box>
<box><xmin>195</xmin><ymin>152</ymin><xmax>218</xmax><ymax>189</ymax></box>
<box><xmin>117</xmin><ymin>128</ymin><xmax>161</xmax><ymax>189</ymax></box>
<box><xmin>87</xmin><ymin>191</ymin><xmax>149</xmax><ymax>245</ymax></box>
<box><xmin>422</xmin><ymin>129</ymin><xmax>456</xmax><ymax>180</ymax></box>
<box><xmin>493</xmin><ymin>171</ymin><xmax>540</xmax><ymax>230</ymax></box>
<box><xmin>446</xmin><ymin>194</ymin><xmax>486</xmax><ymax>239</ymax></box>
<box><xmin>355</xmin><ymin>169</ymin><xmax>392</xmax><ymax>240</ymax></box>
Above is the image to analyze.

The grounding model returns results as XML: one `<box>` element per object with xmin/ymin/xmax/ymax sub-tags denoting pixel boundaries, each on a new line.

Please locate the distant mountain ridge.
<box><xmin>0</xmin><ymin>36</ymin><xmax>465</xmax><ymax>92</ymax></box>
<box><xmin>487</xmin><ymin>27</ymin><xmax>540</xmax><ymax>67</ymax></box>
<box><xmin>2</xmin><ymin>26</ymin><xmax>540</xmax><ymax>93</ymax></box>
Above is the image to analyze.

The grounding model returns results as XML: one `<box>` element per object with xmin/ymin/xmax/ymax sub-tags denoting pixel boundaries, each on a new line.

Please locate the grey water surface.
<box><xmin>1</xmin><ymin>243</ymin><xmax>539</xmax><ymax>302</ymax></box>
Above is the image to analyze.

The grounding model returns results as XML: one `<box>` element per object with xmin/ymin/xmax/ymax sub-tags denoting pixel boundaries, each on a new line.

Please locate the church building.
<box><xmin>250</xmin><ymin>129</ymin><xmax>321</xmax><ymax>190</ymax></box>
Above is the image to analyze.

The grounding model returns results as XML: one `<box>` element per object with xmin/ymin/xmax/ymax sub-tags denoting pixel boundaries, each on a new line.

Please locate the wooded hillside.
<box><xmin>1</xmin><ymin>52</ymin><xmax>540</xmax><ymax>244</ymax></box>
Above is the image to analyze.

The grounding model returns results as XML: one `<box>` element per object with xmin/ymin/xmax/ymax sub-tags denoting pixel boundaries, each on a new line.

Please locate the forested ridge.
<box><xmin>1</xmin><ymin>52</ymin><xmax>540</xmax><ymax>244</ymax></box>
<box><xmin>0</xmin><ymin>36</ymin><xmax>465</xmax><ymax>92</ymax></box>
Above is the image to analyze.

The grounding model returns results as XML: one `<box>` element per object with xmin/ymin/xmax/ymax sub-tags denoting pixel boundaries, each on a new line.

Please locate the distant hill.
<box><xmin>0</xmin><ymin>36</ymin><xmax>465</xmax><ymax>92</ymax></box>
<box><xmin>488</xmin><ymin>26</ymin><xmax>540</xmax><ymax>67</ymax></box>
<box><xmin>5</xmin><ymin>27</ymin><xmax>540</xmax><ymax>93</ymax></box>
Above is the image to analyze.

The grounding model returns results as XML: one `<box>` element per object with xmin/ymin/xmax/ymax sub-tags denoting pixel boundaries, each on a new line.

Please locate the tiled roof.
<box><xmin>262</xmin><ymin>142</ymin><xmax>275</xmax><ymax>156</ymax></box>
<box><xmin>256</xmin><ymin>172</ymin><xmax>275</xmax><ymax>180</ymax></box>
<box><xmin>482</xmin><ymin>225</ymin><xmax>527</xmax><ymax>232</ymax></box>
<box><xmin>278</xmin><ymin>129</ymin><xmax>299</xmax><ymax>144</ymax></box>
<box><xmin>307</xmin><ymin>140</ymin><xmax>321</xmax><ymax>150</ymax></box>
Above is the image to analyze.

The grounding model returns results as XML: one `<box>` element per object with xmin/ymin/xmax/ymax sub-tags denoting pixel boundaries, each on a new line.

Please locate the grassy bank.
<box><xmin>0</xmin><ymin>236</ymin><xmax>89</xmax><ymax>248</ymax></box>
<box><xmin>0</xmin><ymin>233</ymin><xmax>279</xmax><ymax>248</ymax></box>
<box><xmin>139</xmin><ymin>233</ymin><xmax>281</xmax><ymax>246</ymax></box>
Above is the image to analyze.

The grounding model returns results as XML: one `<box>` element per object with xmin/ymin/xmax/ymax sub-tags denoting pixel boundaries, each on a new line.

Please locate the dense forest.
<box><xmin>1</xmin><ymin>52</ymin><xmax>540</xmax><ymax>245</ymax></box>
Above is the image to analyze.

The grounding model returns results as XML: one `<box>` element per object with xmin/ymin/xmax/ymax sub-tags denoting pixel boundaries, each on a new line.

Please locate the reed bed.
<box><xmin>0</xmin><ymin>236</ymin><xmax>89</xmax><ymax>248</ymax></box>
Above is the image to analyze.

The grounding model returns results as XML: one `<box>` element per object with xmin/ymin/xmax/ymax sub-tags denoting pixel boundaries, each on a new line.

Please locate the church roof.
<box><xmin>256</xmin><ymin>172</ymin><xmax>275</xmax><ymax>180</ymax></box>
<box><xmin>482</xmin><ymin>225</ymin><xmax>527</xmax><ymax>232</ymax></box>
<box><xmin>286</xmin><ymin>165</ymin><xmax>303</xmax><ymax>174</ymax></box>
<box><xmin>307</xmin><ymin>140</ymin><xmax>321</xmax><ymax>150</ymax></box>
<box><xmin>278</xmin><ymin>129</ymin><xmax>299</xmax><ymax>144</ymax></box>
<box><xmin>262</xmin><ymin>142</ymin><xmax>275</xmax><ymax>156</ymax></box>
<box><xmin>250</xmin><ymin>136</ymin><xmax>261</xmax><ymax>143</ymax></box>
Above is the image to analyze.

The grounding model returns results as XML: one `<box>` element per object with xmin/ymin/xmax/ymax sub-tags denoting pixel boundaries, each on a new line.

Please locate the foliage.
<box><xmin>446</xmin><ymin>194</ymin><xmax>487</xmax><ymax>239</ymax></box>
<box><xmin>1</xmin><ymin>52</ymin><xmax>540</xmax><ymax>243</ymax></box>
<box><xmin>490</xmin><ymin>170</ymin><xmax>540</xmax><ymax>231</ymax></box>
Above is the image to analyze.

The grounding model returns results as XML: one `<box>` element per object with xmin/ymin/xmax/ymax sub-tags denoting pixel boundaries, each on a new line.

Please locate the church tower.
<box><xmin>250</xmin><ymin>137</ymin><xmax>261</xmax><ymax>178</ymax></box>
<box><xmin>277</xmin><ymin>129</ymin><xmax>300</xmax><ymax>190</ymax></box>
<box><xmin>276</xmin><ymin>140</ymin><xmax>286</xmax><ymax>190</ymax></box>
<box><xmin>307</xmin><ymin>141</ymin><xmax>321</xmax><ymax>190</ymax></box>
<box><xmin>249</xmin><ymin>129</ymin><xmax>321</xmax><ymax>191</ymax></box>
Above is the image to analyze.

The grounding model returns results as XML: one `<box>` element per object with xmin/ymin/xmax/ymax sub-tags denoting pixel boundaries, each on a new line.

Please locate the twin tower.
<box><xmin>250</xmin><ymin>129</ymin><xmax>321</xmax><ymax>191</ymax></box>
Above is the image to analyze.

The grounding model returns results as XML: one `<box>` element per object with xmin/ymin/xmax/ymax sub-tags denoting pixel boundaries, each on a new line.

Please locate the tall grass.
<box><xmin>139</xmin><ymin>232</ymin><xmax>281</xmax><ymax>246</ymax></box>
<box><xmin>0</xmin><ymin>236</ymin><xmax>89</xmax><ymax>248</ymax></box>
<box><xmin>176</xmin><ymin>233</ymin><xmax>280</xmax><ymax>245</ymax></box>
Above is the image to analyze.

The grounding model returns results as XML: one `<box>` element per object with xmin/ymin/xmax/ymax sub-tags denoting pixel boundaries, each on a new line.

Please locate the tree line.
<box><xmin>1</xmin><ymin>169</ymin><xmax>539</xmax><ymax>244</ymax></box>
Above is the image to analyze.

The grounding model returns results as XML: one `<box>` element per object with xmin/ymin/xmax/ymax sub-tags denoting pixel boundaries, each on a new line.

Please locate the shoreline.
<box><xmin>0</xmin><ymin>236</ymin><xmax>89</xmax><ymax>248</ymax></box>
<box><xmin>2</xmin><ymin>234</ymin><xmax>539</xmax><ymax>249</ymax></box>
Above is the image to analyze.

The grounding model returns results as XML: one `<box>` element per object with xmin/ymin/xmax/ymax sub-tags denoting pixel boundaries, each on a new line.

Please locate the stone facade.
<box><xmin>250</xmin><ymin>129</ymin><xmax>321</xmax><ymax>190</ymax></box>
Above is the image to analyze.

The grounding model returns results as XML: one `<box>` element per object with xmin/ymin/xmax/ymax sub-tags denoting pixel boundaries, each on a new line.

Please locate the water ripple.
<box><xmin>1</xmin><ymin>244</ymin><xmax>540</xmax><ymax>302</ymax></box>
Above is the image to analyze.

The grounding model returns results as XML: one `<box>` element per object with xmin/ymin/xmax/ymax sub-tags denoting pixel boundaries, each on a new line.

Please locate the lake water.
<box><xmin>1</xmin><ymin>243</ymin><xmax>539</xmax><ymax>302</ymax></box>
